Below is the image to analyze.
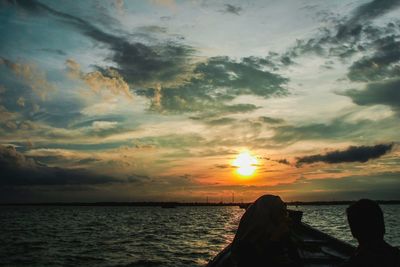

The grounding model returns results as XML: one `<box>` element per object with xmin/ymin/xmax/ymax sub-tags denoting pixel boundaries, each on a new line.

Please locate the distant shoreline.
<box><xmin>1</xmin><ymin>200</ymin><xmax>400</xmax><ymax>206</ymax></box>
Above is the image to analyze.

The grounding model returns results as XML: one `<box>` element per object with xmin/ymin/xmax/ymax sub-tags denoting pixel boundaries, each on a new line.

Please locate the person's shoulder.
<box><xmin>388</xmin><ymin>244</ymin><xmax>400</xmax><ymax>260</ymax></box>
<box><xmin>383</xmin><ymin>242</ymin><xmax>400</xmax><ymax>255</ymax></box>
<box><xmin>346</xmin><ymin>243</ymin><xmax>400</xmax><ymax>267</ymax></box>
<box><xmin>378</xmin><ymin>242</ymin><xmax>400</xmax><ymax>267</ymax></box>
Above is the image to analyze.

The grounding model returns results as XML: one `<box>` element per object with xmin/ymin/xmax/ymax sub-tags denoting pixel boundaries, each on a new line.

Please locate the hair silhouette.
<box><xmin>346</xmin><ymin>199</ymin><xmax>385</xmax><ymax>243</ymax></box>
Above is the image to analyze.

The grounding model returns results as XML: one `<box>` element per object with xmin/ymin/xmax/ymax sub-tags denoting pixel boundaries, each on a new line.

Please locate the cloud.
<box><xmin>222</xmin><ymin>4</ymin><xmax>242</xmax><ymax>15</ymax></box>
<box><xmin>84</xmin><ymin>70</ymin><xmax>132</xmax><ymax>98</ymax></box>
<box><xmin>214</xmin><ymin>164</ymin><xmax>234</xmax><ymax>169</ymax></box>
<box><xmin>171</xmin><ymin>170</ymin><xmax>400</xmax><ymax>201</ymax></box>
<box><xmin>66</xmin><ymin>59</ymin><xmax>133</xmax><ymax>99</ymax></box>
<box><xmin>296</xmin><ymin>143</ymin><xmax>394</xmax><ymax>167</ymax></box>
<box><xmin>0</xmin><ymin>57</ymin><xmax>55</xmax><ymax>100</ymax></box>
<box><xmin>0</xmin><ymin>105</ymin><xmax>18</xmax><ymax>123</ymax></box>
<box><xmin>281</xmin><ymin>0</ymin><xmax>400</xmax><ymax>64</ymax></box>
<box><xmin>336</xmin><ymin>0</ymin><xmax>400</xmax><ymax>39</ymax></box>
<box><xmin>283</xmin><ymin>22</ymin><xmax>399</xmax><ymax>64</ymax></box>
<box><xmin>137</xmin><ymin>25</ymin><xmax>167</xmax><ymax>34</ymax></box>
<box><xmin>9</xmin><ymin>2</ymin><xmax>288</xmax><ymax>116</ymax></box>
<box><xmin>91</xmin><ymin>121</ymin><xmax>118</xmax><ymax>131</ymax></box>
<box><xmin>347</xmin><ymin>36</ymin><xmax>400</xmax><ymax>81</ymax></box>
<box><xmin>0</xmin><ymin>145</ymin><xmax>117</xmax><ymax>186</ymax></box>
<box><xmin>275</xmin><ymin>159</ymin><xmax>290</xmax><ymax>165</ymax></box>
<box><xmin>16</xmin><ymin>97</ymin><xmax>25</xmax><ymax>107</ymax></box>
<box><xmin>138</xmin><ymin>56</ymin><xmax>288</xmax><ymax>114</ymax></box>
<box><xmin>105</xmin><ymin>42</ymin><xmax>194</xmax><ymax>86</ymax></box>
<box><xmin>351</xmin><ymin>0</ymin><xmax>399</xmax><ymax>21</ymax></box>
<box><xmin>270</xmin><ymin>114</ymin><xmax>400</xmax><ymax>146</ymax></box>
<box><xmin>65</xmin><ymin>59</ymin><xmax>80</xmax><ymax>78</ymax></box>
<box><xmin>204</xmin><ymin>117</ymin><xmax>236</xmax><ymax>126</ymax></box>
<box><xmin>0</xmin><ymin>120</ymin><xmax>37</xmax><ymax>133</ymax></box>
<box><xmin>25</xmin><ymin>148</ymin><xmax>90</xmax><ymax>160</ymax></box>
<box><xmin>135</xmin><ymin>133</ymin><xmax>205</xmax><ymax>149</ymax></box>
<box><xmin>149</xmin><ymin>0</ymin><xmax>176</xmax><ymax>9</ymax></box>
<box><xmin>195</xmin><ymin>57</ymin><xmax>288</xmax><ymax>97</ymax></box>
<box><xmin>113</xmin><ymin>0</ymin><xmax>125</xmax><ymax>14</ymax></box>
<box><xmin>39</xmin><ymin>48</ymin><xmax>67</xmax><ymax>55</ymax></box>
<box><xmin>344</xmin><ymin>78</ymin><xmax>400</xmax><ymax>111</ymax></box>
<box><xmin>273</xmin><ymin>171</ymin><xmax>400</xmax><ymax>201</ymax></box>
<box><xmin>10</xmin><ymin>0</ymin><xmax>193</xmax><ymax>86</ymax></box>
<box><xmin>272</xmin><ymin>119</ymin><xmax>364</xmax><ymax>144</ymax></box>
<box><xmin>259</xmin><ymin>116</ymin><xmax>284</xmax><ymax>124</ymax></box>
<box><xmin>0</xmin><ymin>58</ymin><xmax>85</xmax><ymax>129</ymax></box>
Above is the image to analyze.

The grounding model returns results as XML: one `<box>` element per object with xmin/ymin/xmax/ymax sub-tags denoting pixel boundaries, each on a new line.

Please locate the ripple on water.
<box><xmin>1</xmin><ymin>205</ymin><xmax>399</xmax><ymax>267</ymax></box>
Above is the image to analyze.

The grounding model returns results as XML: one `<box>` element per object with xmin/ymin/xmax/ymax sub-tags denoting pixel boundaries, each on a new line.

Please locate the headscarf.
<box><xmin>231</xmin><ymin>195</ymin><xmax>288</xmax><ymax>256</ymax></box>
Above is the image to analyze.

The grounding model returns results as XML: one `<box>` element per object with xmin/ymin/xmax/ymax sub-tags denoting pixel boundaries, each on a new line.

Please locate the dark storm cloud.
<box><xmin>222</xmin><ymin>4</ymin><xmax>242</xmax><ymax>15</ymax></box>
<box><xmin>0</xmin><ymin>145</ymin><xmax>117</xmax><ymax>186</ymax></box>
<box><xmin>296</xmin><ymin>143</ymin><xmax>394</xmax><ymax>167</ymax></box>
<box><xmin>9</xmin><ymin>0</ymin><xmax>193</xmax><ymax>85</ymax></box>
<box><xmin>138</xmin><ymin>56</ymin><xmax>288</xmax><ymax>114</ymax></box>
<box><xmin>336</xmin><ymin>0</ymin><xmax>400</xmax><ymax>39</ymax></box>
<box><xmin>344</xmin><ymin>79</ymin><xmax>400</xmax><ymax>111</ymax></box>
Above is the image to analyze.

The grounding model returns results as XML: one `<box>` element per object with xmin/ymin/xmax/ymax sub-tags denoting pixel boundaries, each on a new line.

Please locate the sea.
<box><xmin>0</xmin><ymin>205</ymin><xmax>399</xmax><ymax>267</ymax></box>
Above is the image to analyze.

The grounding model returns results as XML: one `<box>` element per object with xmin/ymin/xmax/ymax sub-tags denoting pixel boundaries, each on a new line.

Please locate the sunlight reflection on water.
<box><xmin>0</xmin><ymin>205</ymin><xmax>398</xmax><ymax>267</ymax></box>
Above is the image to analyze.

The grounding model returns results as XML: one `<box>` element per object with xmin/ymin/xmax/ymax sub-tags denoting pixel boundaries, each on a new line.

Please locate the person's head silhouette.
<box><xmin>346</xmin><ymin>199</ymin><xmax>385</xmax><ymax>244</ymax></box>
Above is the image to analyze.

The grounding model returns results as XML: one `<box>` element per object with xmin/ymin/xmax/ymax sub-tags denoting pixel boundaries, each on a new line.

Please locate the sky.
<box><xmin>0</xmin><ymin>0</ymin><xmax>400</xmax><ymax>203</ymax></box>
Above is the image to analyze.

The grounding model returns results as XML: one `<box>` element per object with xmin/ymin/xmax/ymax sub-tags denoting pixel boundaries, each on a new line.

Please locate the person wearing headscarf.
<box><xmin>230</xmin><ymin>195</ymin><xmax>299</xmax><ymax>267</ymax></box>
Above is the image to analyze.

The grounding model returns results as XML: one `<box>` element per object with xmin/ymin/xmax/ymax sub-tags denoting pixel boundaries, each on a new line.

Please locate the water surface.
<box><xmin>0</xmin><ymin>205</ymin><xmax>399</xmax><ymax>266</ymax></box>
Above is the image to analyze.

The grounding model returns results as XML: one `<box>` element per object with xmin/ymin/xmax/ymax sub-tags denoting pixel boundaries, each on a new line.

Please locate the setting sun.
<box><xmin>232</xmin><ymin>151</ymin><xmax>258</xmax><ymax>176</ymax></box>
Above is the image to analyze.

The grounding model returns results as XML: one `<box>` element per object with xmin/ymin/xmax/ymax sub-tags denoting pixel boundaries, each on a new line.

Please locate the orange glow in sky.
<box><xmin>2</xmin><ymin>1</ymin><xmax>400</xmax><ymax>203</ymax></box>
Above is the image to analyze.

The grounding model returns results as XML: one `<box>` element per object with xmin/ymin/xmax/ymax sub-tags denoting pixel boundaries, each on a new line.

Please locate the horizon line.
<box><xmin>1</xmin><ymin>200</ymin><xmax>400</xmax><ymax>206</ymax></box>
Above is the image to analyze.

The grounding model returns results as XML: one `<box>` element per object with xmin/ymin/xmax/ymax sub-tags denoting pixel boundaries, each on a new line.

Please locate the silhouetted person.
<box><xmin>344</xmin><ymin>199</ymin><xmax>400</xmax><ymax>267</ymax></box>
<box><xmin>230</xmin><ymin>195</ymin><xmax>300</xmax><ymax>267</ymax></box>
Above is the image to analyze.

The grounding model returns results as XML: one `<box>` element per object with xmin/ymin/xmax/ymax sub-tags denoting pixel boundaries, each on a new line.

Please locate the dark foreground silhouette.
<box><xmin>342</xmin><ymin>199</ymin><xmax>400</xmax><ymax>267</ymax></box>
<box><xmin>230</xmin><ymin>195</ymin><xmax>300</xmax><ymax>267</ymax></box>
<box><xmin>207</xmin><ymin>195</ymin><xmax>399</xmax><ymax>267</ymax></box>
<box><xmin>208</xmin><ymin>194</ymin><xmax>354</xmax><ymax>267</ymax></box>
